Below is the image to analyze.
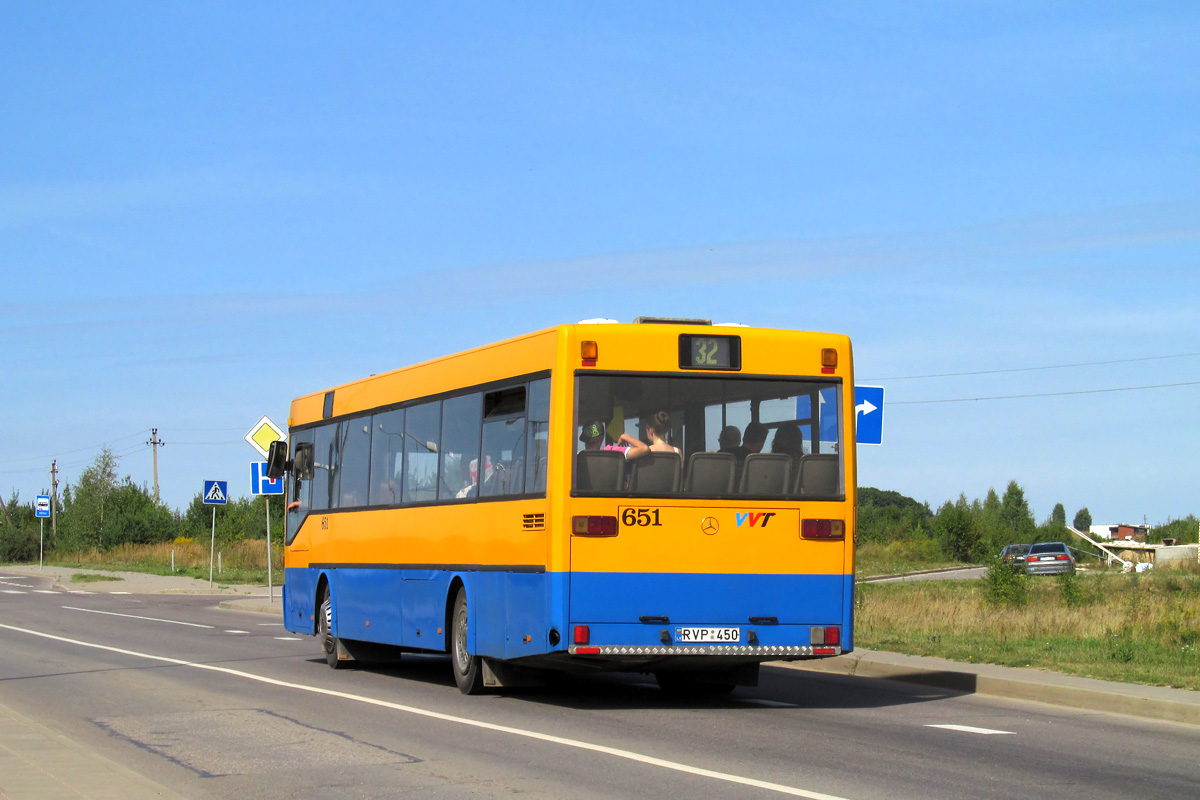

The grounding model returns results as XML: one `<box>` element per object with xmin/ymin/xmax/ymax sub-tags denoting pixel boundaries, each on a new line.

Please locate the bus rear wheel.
<box><xmin>319</xmin><ymin>585</ymin><xmax>350</xmax><ymax>670</ymax></box>
<box><xmin>451</xmin><ymin>587</ymin><xmax>484</xmax><ymax>694</ymax></box>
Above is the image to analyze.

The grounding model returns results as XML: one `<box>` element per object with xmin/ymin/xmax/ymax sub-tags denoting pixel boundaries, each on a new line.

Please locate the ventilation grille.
<box><xmin>522</xmin><ymin>513</ymin><xmax>546</xmax><ymax>531</ymax></box>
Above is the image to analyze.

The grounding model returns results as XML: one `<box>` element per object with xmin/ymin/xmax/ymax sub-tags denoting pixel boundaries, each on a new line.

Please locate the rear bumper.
<box><xmin>1026</xmin><ymin>562</ymin><xmax>1074</xmax><ymax>575</ymax></box>
<box><xmin>568</xmin><ymin>643</ymin><xmax>841</xmax><ymax>658</ymax></box>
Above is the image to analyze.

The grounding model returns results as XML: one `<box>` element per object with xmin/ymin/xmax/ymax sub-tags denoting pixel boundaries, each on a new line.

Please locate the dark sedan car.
<box><xmin>1024</xmin><ymin>541</ymin><xmax>1076</xmax><ymax>575</ymax></box>
<box><xmin>1000</xmin><ymin>543</ymin><xmax>1032</xmax><ymax>569</ymax></box>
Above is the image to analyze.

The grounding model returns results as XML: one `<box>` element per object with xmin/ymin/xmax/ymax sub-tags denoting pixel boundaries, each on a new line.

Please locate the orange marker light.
<box><xmin>821</xmin><ymin>348</ymin><xmax>837</xmax><ymax>374</ymax></box>
<box><xmin>581</xmin><ymin>340</ymin><xmax>598</xmax><ymax>366</ymax></box>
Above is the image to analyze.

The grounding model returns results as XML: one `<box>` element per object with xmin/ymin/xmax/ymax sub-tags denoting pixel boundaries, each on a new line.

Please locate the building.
<box><xmin>1089</xmin><ymin>523</ymin><xmax>1151</xmax><ymax>542</ymax></box>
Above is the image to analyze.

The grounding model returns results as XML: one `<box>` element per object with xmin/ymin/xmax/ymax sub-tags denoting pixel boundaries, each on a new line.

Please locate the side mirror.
<box><xmin>265</xmin><ymin>440</ymin><xmax>289</xmax><ymax>481</ymax></box>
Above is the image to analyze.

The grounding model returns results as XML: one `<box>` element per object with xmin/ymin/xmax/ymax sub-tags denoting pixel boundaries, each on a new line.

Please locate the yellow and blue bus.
<box><xmin>272</xmin><ymin>318</ymin><xmax>855</xmax><ymax>693</ymax></box>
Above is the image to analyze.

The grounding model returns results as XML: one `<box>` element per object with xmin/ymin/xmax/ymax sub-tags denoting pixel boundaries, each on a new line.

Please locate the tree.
<box><xmin>1051</xmin><ymin>503</ymin><xmax>1066</xmax><ymax>527</ymax></box>
<box><xmin>102</xmin><ymin>480</ymin><xmax>177</xmax><ymax>546</ymax></box>
<box><xmin>857</xmin><ymin>487</ymin><xmax>932</xmax><ymax>544</ymax></box>
<box><xmin>0</xmin><ymin>491</ymin><xmax>39</xmax><ymax>562</ymax></box>
<box><xmin>58</xmin><ymin>448</ymin><xmax>120</xmax><ymax>550</ymax></box>
<box><xmin>934</xmin><ymin>494</ymin><xmax>981</xmax><ymax>561</ymax></box>
<box><xmin>1000</xmin><ymin>480</ymin><xmax>1036</xmax><ymax>541</ymax></box>
<box><xmin>1073</xmin><ymin>507</ymin><xmax>1092</xmax><ymax>532</ymax></box>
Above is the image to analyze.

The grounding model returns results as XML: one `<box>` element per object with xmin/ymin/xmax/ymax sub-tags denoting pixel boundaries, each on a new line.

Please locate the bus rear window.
<box><xmin>574</xmin><ymin>373</ymin><xmax>843</xmax><ymax>499</ymax></box>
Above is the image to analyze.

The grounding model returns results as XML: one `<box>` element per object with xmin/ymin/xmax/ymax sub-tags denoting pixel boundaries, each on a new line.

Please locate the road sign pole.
<box><xmin>39</xmin><ymin>519</ymin><xmax>44</xmax><ymax>570</ymax></box>
<box><xmin>209</xmin><ymin>508</ymin><xmax>217</xmax><ymax>588</ymax></box>
<box><xmin>266</xmin><ymin>498</ymin><xmax>273</xmax><ymax>601</ymax></box>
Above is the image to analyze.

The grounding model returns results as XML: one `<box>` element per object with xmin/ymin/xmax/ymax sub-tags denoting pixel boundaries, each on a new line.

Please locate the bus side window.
<box><xmin>369</xmin><ymin>408</ymin><xmax>404</xmax><ymax>506</ymax></box>
<box><xmin>338</xmin><ymin>416</ymin><xmax>372</xmax><ymax>509</ymax></box>
<box><xmin>439</xmin><ymin>393</ymin><xmax>483</xmax><ymax>501</ymax></box>
<box><xmin>286</xmin><ymin>434</ymin><xmax>314</xmax><ymax>545</ymax></box>
<box><xmin>526</xmin><ymin>378</ymin><xmax>551</xmax><ymax>494</ymax></box>
<box><xmin>404</xmin><ymin>401</ymin><xmax>441</xmax><ymax>504</ymax></box>
<box><xmin>480</xmin><ymin>386</ymin><xmax>526</xmax><ymax>497</ymax></box>
<box><xmin>312</xmin><ymin>423</ymin><xmax>338</xmax><ymax>511</ymax></box>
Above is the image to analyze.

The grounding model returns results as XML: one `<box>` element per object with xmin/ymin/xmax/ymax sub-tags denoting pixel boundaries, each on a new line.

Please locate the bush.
<box><xmin>985</xmin><ymin>561</ymin><xmax>1030</xmax><ymax>607</ymax></box>
<box><xmin>1057</xmin><ymin>572</ymin><xmax>1088</xmax><ymax>607</ymax></box>
<box><xmin>0</xmin><ymin>525</ymin><xmax>39</xmax><ymax>563</ymax></box>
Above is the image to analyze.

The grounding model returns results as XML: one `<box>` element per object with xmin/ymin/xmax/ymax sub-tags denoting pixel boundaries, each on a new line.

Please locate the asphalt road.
<box><xmin>1</xmin><ymin>569</ymin><xmax>1197</xmax><ymax>799</ymax></box>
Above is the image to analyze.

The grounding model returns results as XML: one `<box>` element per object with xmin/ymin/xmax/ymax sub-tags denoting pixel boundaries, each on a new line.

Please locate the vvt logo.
<box><xmin>736</xmin><ymin>511</ymin><xmax>777</xmax><ymax>528</ymax></box>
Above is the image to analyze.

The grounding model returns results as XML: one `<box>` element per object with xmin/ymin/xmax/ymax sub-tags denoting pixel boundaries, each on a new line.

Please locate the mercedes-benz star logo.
<box><xmin>701</xmin><ymin>517</ymin><xmax>719</xmax><ymax>535</ymax></box>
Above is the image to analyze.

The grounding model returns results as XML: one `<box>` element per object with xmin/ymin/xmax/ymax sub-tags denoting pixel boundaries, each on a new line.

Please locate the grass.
<box><xmin>856</xmin><ymin>562</ymin><xmax>1200</xmax><ymax>690</ymax></box>
<box><xmin>47</xmin><ymin>539</ymin><xmax>282</xmax><ymax>585</ymax></box>
<box><xmin>70</xmin><ymin>573</ymin><xmax>124</xmax><ymax>583</ymax></box>
<box><xmin>855</xmin><ymin>539</ymin><xmax>969</xmax><ymax>577</ymax></box>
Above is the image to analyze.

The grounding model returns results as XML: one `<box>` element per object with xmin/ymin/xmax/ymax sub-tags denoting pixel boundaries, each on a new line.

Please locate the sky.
<box><xmin>2</xmin><ymin>2</ymin><xmax>1198</xmax><ymax>527</ymax></box>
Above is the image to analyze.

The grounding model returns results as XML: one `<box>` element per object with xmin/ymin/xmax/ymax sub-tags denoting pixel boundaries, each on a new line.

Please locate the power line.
<box><xmin>0</xmin><ymin>429</ymin><xmax>148</xmax><ymax>464</ymax></box>
<box><xmin>891</xmin><ymin>380</ymin><xmax>1200</xmax><ymax>405</ymax></box>
<box><xmin>862</xmin><ymin>351</ymin><xmax>1200</xmax><ymax>382</ymax></box>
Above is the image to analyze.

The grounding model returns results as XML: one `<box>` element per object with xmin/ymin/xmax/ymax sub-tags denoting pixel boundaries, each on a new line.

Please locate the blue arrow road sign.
<box><xmin>855</xmin><ymin>386</ymin><xmax>885</xmax><ymax>446</ymax></box>
<box><xmin>251</xmin><ymin>462</ymin><xmax>284</xmax><ymax>496</ymax></box>
<box><xmin>202</xmin><ymin>480</ymin><xmax>229</xmax><ymax>505</ymax></box>
<box><xmin>35</xmin><ymin>495</ymin><xmax>51</xmax><ymax>518</ymax></box>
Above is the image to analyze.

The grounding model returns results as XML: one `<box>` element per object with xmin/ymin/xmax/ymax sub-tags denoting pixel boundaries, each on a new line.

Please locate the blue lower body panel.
<box><xmin>283</xmin><ymin>567</ymin><xmax>557</xmax><ymax>660</ymax></box>
<box><xmin>570</xmin><ymin>572</ymin><xmax>848</xmax><ymax>625</ymax></box>
<box><xmin>282</xmin><ymin>567</ymin><xmax>854</xmax><ymax>665</ymax></box>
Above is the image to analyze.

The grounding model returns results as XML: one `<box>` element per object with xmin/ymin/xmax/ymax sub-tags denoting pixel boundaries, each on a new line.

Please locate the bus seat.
<box><xmin>738</xmin><ymin>453</ymin><xmax>791</xmax><ymax>496</ymax></box>
<box><xmin>628</xmin><ymin>452</ymin><xmax>682</xmax><ymax>493</ymax></box>
<box><xmin>576</xmin><ymin>450</ymin><xmax>625</xmax><ymax>492</ymax></box>
<box><xmin>684</xmin><ymin>452</ymin><xmax>735</xmax><ymax>494</ymax></box>
<box><xmin>796</xmin><ymin>454</ymin><xmax>839</xmax><ymax>496</ymax></box>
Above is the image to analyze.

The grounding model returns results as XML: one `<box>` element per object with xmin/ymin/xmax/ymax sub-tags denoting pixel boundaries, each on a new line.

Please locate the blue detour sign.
<box><xmin>202</xmin><ymin>480</ymin><xmax>229</xmax><ymax>505</ymax></box>
<box><xmin>854</xmin><ymin>386</ymin><xmax>885</xmax><ymax>446</ymax></box>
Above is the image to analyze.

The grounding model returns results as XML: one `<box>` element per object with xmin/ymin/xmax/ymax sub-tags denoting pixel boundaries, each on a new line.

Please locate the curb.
<box><xmin>780</xmin><ymin>649</ymin><xmax>1200</xmax><ymax>727</ymax></box>
<box><xmin>218</xmin><ymin>598</ymin><xmax>283</xmax><ymax>616</ymax></box>
<box><xmin>859</xmin><ymin>566</ymin><xmax>980</xmax><ymax>583</ymax></box>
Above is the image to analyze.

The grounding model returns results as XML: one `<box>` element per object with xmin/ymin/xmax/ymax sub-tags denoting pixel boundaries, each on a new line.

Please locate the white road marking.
<box><xmin>0</xmin><ymin>622</ymin><xmax>849</xmax><ymax>800</ymax></box>
<box><xmin>62</xmin><ymin>606</ymin><xmax>215</xmax><ymax>629</ymax></box>
<box><xmin>1</xmin><ymin>590</ymin><xmax>27</xmax><ymax>594</ymax></box>
<box><xmin>257</xmin><ymin>623</ymin><xmax>284</xmax><ymax>627</ymax></box>
<box><xmin>108</xmin><ymin>591</ymin><xmax>132</xmax><ymax>595</ymax></box>
<box><xmin>225</xmin><ymin>630</ymin><xmax>250</xmax><ymax>634</ymax></box>
<box><xmin>274</xmin><ymin>636</ymin><xmax>304</xmax><ymax>641</ymax></box>
<box><xmin>34</xmin><ymin>590</ymin><xmax>59</xmax><ymax>594</ymax></box>
<box><xmin>926</xmin><ymin>724</ymin><xmax>1016</xmax><ymax>735</ymax></box>
<box><xmin>68</xmin><ymin>591</ymin><xmax>93</xmax><ymax>594</ymax></box>
<box><xmin>740</xmin><ymin>699</ymin><xmax>800</xmax><ymax>709</ymax></box>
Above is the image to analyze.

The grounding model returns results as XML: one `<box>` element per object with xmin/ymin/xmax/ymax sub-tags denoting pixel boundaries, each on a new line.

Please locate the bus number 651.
<box><xmin>621</xmin><ymin>507</ymin><xmax>662</xmax><ymax>527</ymax></box>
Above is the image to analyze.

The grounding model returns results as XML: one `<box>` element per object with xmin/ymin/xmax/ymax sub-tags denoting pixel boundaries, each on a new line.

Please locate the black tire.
<box><xmin>319</xmin><ymin>584</ymin><xmax>350</xmax><ymax>670</ymax></box>
<box><xmin>451</xmin><ymin>587</ymin><xmax>484</xmax><ymax>694</ymax></box>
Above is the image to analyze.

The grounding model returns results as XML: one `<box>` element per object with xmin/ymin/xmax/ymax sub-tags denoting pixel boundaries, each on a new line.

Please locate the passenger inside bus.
<box><xmin>771</xmin><ymin>421</ymin><xmax>807</xmax><ymax>462</ymax></box>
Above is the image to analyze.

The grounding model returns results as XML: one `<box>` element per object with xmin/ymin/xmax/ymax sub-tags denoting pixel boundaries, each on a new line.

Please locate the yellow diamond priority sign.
<box><xmin>245</xmin><ymin>415</ymin><xmax>287</xmax><ymax>458</ymax></box>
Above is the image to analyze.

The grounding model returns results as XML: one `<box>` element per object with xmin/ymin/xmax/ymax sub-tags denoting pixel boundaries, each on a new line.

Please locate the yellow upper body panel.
<box><xmin>283</xmin><ymin>321</ymin><xmax>856</xmax><ymax>577</ymax></box>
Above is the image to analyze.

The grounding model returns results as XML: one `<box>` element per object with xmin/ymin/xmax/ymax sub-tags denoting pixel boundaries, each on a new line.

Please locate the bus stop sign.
<box><xmin>35</xmin><ymin>495</ymin><xmax>50</xmax><ymax>518</ymax></box>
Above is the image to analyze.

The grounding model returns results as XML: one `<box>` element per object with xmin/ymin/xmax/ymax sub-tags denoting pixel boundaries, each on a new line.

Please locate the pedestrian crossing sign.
<box><xmin>203</xmin><ymin>480</ymin><xmax>229</xmax><ymax>505</ymax></box>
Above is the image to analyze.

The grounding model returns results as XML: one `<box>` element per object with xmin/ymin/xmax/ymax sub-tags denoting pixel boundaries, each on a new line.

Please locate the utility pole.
<box><xmin>146</xmin><ymin>428</ymin><xmax>166</xmax><ymax>504</ymax></box>
<box><xmin>50</xmin><ymin>460</ymin><xmax>58</xmax><ymax>544</ymax></box>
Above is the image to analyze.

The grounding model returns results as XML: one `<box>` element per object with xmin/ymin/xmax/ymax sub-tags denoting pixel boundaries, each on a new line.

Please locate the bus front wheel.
<box><xmin>451</xmin><ymin>587</ymin><xmax>484</xmax><ymax>694</ymax></box>
<box><xmin>319</xmin><ymin>585</ymin><xmax>349</xmax><ymax>670</ymax></box>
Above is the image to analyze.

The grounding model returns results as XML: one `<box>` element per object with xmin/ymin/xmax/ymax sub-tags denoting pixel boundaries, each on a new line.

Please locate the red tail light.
<box><xmin>572</xmin><ymin>516</ymin><xmax>618</xmax><ymax>536</ymax></box>
<box><xmin>573</xmin><ymin>625</ymin><xmax>590</xmax><ymax>644</ymax></box>
<box><xmin>824</xmin><ymin>626</ymin><xmax>840</xmax><ymax>646</ymax></box>
<box><xmin>1027</xmin><ymin>555</ymin><xmax>1038</xmax><ymax>563</ymax></box>
<box><xmin>1056</xmin><ymin>554</ymin><xmax>1070</xmax><ymax>561</ymax></box>
<box><xmin>801</xmin><ymin>519</ymin><xmax>845</xmax><ymax>540</ymax></box>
